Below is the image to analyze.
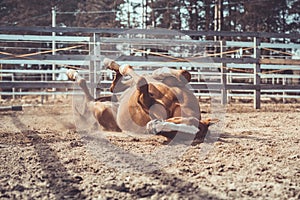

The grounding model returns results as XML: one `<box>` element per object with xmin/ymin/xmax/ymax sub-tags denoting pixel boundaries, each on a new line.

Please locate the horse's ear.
<box><xmin>201</xmin><ymin>118</ymin><xmax>219</xmax><ymax>127</ymax></box>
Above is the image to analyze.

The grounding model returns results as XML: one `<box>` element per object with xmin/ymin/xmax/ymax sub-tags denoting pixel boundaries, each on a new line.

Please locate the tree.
<box><xmin>75</xmin><ymin>0</ymin><xmax>124</xmax><ymax>28</ymax></box>
<box><xmin>0</xmin><ymin>0</ymin><xmax>123</xmax><ymax>28</ymax></box>
<box><xmin>117</xmin><ymin>0</ymin><xmax>145</xmax><ymax>28</ymax></box>
<box><xmin>204</xmin><ymin>0</ymin><xmax>214</xmax><ymax>31</ymax></box>
<box><xmin>148</xmin><ymin>0</ymin><xmax>182</xmax><ymax>29</ymax></box>
<box><xmin>182</xmin><ymin>0</ymin><xmax>206</xmax><ymax>30</ymax></box>
<box><xmin>287</xmin><ymin>0</ymin><xmax>300</xmax><ymax>33</ymax></box>
<box><xmin>0</xmin><ymin>0</ymin><xmax>53</xmax><ymax>26</ymax></box>
<box><xmin>226</xmin><ymin>0</ymin><xmax>299</xmax><ymax>33</ymax></box>
<box><xmin>0</xmin><ymin>0</ymin><xmax>298</xmax><ymax>34</ymax></box>
<box><xmin>222</xmin><ymin>0</ymin><xmax>243</xmax><ymax>31</ymax></box>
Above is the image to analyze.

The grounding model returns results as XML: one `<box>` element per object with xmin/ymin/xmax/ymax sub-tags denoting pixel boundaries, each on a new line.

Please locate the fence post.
<box><xmin>89</xmin><ymin>33</ymin><xmax>101</xmax><ymax>99</ymax></box>
<box><xmin>283</xmin><ymin>77</ymin><xmax>286</xmax><ymax>103</ymax></box>
<box><xmin>253</xmin><ymin>37</ymin><xmax>261</xmax><ymax>109</ymax></box>
<box><xmin>220</xmin><ymin>40</ymin><xmax>227</xmax><ymax>105</ymax></box>
<box><xmin>51</xmin><ymin>7</ymin><xmax>56</xmax><ymax>98</ymax></box>
<box><xmin>0</xmin><ymin>64</ymin><xmax>2</xmax><ymax>100</ymax></box>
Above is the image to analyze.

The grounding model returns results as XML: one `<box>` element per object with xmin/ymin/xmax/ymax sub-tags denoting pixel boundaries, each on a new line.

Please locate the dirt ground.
<box><xmin>0</xmin><ymin>97</ymin><xmax>299</xmax><ymax>200</ymax></box>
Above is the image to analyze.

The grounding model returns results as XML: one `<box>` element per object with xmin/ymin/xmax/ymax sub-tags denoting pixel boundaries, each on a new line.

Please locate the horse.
<box><xmin>67</xmin><ymin>58</ymin><xmax>216</xmax><ymax>142</ymax></box>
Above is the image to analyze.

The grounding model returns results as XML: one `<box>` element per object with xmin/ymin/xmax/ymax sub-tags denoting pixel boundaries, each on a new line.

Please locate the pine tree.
<box><xmin>0</xmin><ymin>0</ymin><xmax>52</xmax><ymax>26</ymax></box>
<box><xmin>287</xmin><ymin>0</ymin><xmax>300</xmax><ymax>33</ymax></box>
<box><xmin>182</xmin><ymin>0</ymin><xmax>206</xmax><ymax>30</ymax></box>
<box><xmin>0</xmin><ymin>0</ymin><xmax>83</xmax><ymax>27</ymax></box>
<box><xmin>75</xmin><ymin>0</ymin><xmax>124</xmax><ymax>28</ymax></box>
<box><xmin>148</xmin><ymin>0</ymin><xmax>182</xmax><ymax>29</ymax></box>
<box><xmin>0</xmin><ymin>0</ymin><xmax>298</xmax><ymax>33</ymax></box>
<box><xmin>239</xmin><ymin>0</ymin><xmax>291</xmax><ymax>32</ymax></box>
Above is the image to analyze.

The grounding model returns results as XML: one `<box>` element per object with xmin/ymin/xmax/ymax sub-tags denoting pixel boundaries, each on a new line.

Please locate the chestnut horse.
<box><xmin>67</xmin><ymin>58</ymin><xmax>215</xmax><ymax>141</ymax></box>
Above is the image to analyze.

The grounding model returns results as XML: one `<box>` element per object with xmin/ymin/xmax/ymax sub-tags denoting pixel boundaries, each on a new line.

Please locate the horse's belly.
<box><xmin>116</xmin><ymin>89</ymin><xmax>147</xmax><ymax>133</ymax></box>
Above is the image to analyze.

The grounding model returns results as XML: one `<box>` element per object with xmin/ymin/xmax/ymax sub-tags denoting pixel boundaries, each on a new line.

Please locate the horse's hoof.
<box><xmin>103</xmin><ymin>58</ymin><xmax>120</xmax><ymax>71</ymax></box>
<box><xmin>119</xmin><ymin>64</ymin><xmax>132</xmax><ymax>76</ymax></box>
<box><xmin>146</xmin><ymin>119</ymin><xmax>163</xmax><ymax>134</ymax></box>
<box><xmin>66</xmin><ymin>69</ymin><xmax>78</xmax><ymax>81</ymax></box>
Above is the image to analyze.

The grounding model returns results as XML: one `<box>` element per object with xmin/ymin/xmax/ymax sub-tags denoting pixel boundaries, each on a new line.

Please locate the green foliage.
<box><xmin>0</xmin><ymin>0</ymin><xmax>298</xmax><ymax>33</ymax></box>
<box><xmin>75</xmin><ymin>0</ymin><xmax>124</xmax><ymax>27</ymax></box>
<box><xmin>0</xmin><ymin>0</ymin><xmax>124</xmax><ymax>27</ymax></box>
<box><xmin>222</xmin><ymin>0</ymin><xmax>299</xmax><ymax>33</ymax></box>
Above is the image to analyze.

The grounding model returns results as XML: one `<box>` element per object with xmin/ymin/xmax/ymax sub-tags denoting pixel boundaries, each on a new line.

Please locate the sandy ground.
<box><xmin>0</xmin><ymin>97</ymin><xmax>299</xmax><ymax>199</ymax></box>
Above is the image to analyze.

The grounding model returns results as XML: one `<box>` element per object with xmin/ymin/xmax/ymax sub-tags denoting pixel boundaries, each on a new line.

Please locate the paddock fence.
<box><xmin>0</xmin><ymin>27</ymin><xmax>299</xmax><ymax>109</ymax></box>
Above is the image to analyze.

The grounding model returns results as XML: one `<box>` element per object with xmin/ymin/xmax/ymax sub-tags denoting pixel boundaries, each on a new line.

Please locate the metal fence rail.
<box><xmin>0</xmin><ymin>27</ymin><xmax>299</xmax><ymax>109</ymax></box>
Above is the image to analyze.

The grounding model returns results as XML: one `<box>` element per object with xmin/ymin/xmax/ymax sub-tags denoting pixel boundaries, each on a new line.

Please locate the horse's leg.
<box><xmin>119</xmin><ymin>64</ymin><xmax>165</xmax><ymax>113</ymax></box>
<box><xmin>116</xmin><ymin>64</ymin><xmax>150</xmax><ymax>105</ymax></box>
<box><xmin>66</xmin><ymin>69</ymin><xmax>121</xmax><ymax>132</ymax></box>
<box><xmin>146</xmin><ymin>117</ymin><xmax>199</xmax><ymax>136</ymax></box>
<box><xmin>116</xmin><ymin>64</ymin><xmax>170</xmax><ymax>122</ymax></box>
<box><xmin>104</xmin><ymin>58</ymin><xmax>153</xmax><ymax>90</ymax></box>
<box><xmin>103</xmin><ymin>58</ymin><xmax>132</xmax><ymax>93</ymax></box>
<box><xmin>66</xmin><ymin>69</ymin><xmax>94</xmax><ymax>101</ymax></box>
<box><xmin>165</xmin><ymin>117</ymin><xmax>216</xmax><ymax>138</ymax></box>
<box><xmin>165</xmin><ymin>116</ymin><xmax>199</xmax><ymax>127</ymax></box>
<box><xmin>92</xmin><ymin>101</ymin><xmax>121</xmax><ymax>132</ymax></box>
<box><xmin>103</xmin><ymin>58</ymin><xmax>120</xmax><ymax>72</ymax></box>
<box><xmin>110</xmin><ymin>71</ymin><xmax>122</xmax><ymax>92</ymax></box>
<box><xmin>104</xmin><ymin>60</ymin><xmax>162</xmax><ymax>116</ymax></box>
<box><xmin>146</xmin><ymin>116</ymin><xmax>218</xmax><ymax>138</ymax></box>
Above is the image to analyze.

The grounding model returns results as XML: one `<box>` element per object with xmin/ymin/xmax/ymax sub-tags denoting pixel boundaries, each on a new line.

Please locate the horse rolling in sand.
<box><xmin>67</xmin><ymin>58</ymin><xmax>216</xmax><ymax>142</ymax></box>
